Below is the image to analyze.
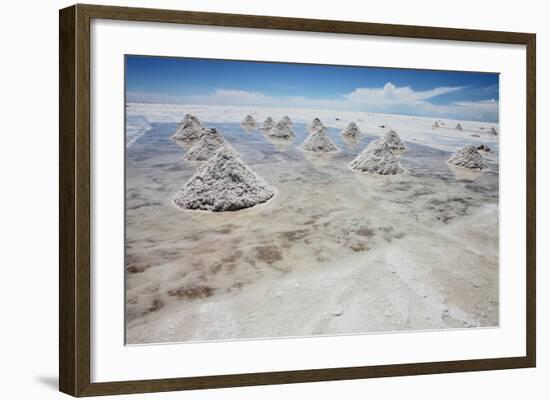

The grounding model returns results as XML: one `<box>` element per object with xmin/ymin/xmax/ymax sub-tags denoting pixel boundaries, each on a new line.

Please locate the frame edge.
<box><xmin>59</xmin><ymin>4</ymin><xmax>77</xmax><ymax>397</ymax></box>
<box><xmin>59</xmin><ymin>3</ymin><xmax>537</xmax><ymax>397</ymax></box>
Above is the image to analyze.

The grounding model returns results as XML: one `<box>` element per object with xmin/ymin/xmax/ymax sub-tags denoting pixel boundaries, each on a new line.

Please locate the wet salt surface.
<box><xmin>125</xmin><ymin>122</ymin><xmax>499</xmax><ymax>344</ymax></box>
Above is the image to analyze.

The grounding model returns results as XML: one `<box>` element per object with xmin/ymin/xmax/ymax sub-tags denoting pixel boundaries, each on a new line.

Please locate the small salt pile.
<box><xmin>309</xmin><ymin>117</ymin><xmax>324</xmax><ymax>133</ymax></box>
<box><xmin>456</xmin><ymin>123</ymin><xmax>463</xmax><ymax>131</ymax></box>
<box><xmin>281</xmin><ymin>115</ymin><xmax>293</xmax><ymax>127</ymax></box>
<box><xmin>241</xmin><ymin>114</ymin><xmax>257</xmax><ymax>130</ymax></box>
<box><xmin>349</xmin><ymin>141</ymin><xmax>404</xmax><ymax>175</ymax></box>
<box><xmin>184</xmin><ymin>128</ymin><xmax>226</xmax><ymax>162</ymax></box>
<box><xmin>490</xmin><ymin>127</ymin><xmax>498</xmax><ymax>135</ymax></box>
<box><xmin>172</xmin><ymin>114</ymin><xmax>204</xmax><ymax>142</ymax></box>
<box><xmin>300</xmin><ymin>126</ymin><xmax>339</xmax><ymax>153</ymax></box>
<box><xmin>447</xmin><ymin>145</ymin><xmax>487</xmax><ymax>170</ymax></box>
<box><xmin>382</xmin><ymin>130</ymin><xmax>406</xmax><ymax>152</ymax></box>
<box><xmin>433</xmin><ymin>121</ymin><xmax>439</xmax><ymax>128</ymax></box>
<box><xmin>341</xmin><ymin>122</ymin><xmax>361</xmax><ymax>139</ymax></box>
<box><xmin>174</xmin><ymin>147</ymin><xmax>274</xmax><ymax>212</ymax></box>
<box><xmin>266</xmin><ymin>120</ymin><xmax>295</xmax><ymax>139</ymax></box>
<box><xmin>260</xmin><ymin>117</ymin><xmax>276</xmax><ymax>133</ymax></box>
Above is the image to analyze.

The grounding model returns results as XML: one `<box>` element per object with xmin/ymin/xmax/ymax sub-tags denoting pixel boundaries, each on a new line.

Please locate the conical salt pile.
<box><xmin>309</xmin><ymin>118</ymin><xmax>324</xmax><ymax>133</ymax></box>
<box><xmin>241</xmin><ymin>114</ymin><xmax>257</xmax><ymax>130</ymax></box>
<box><xmin>349</xmin><ymin>141</ymin><xmax>404</xmax><ymax>175</ymax></box>
<box><xmin>300</xmin><ymin>126</ymin><xmax>339</xmax><ymax>153</ymax></box>
<box><xmin>447</xmin><ymin>145</ymin><xmax>487</xmax><ymax>170</ymax></box>
<box><xmin>281</xmin><ymin>115</ymin><xmax>293</xmax><ymax>127</ymax></box>
<box><xmin>260</xmin><ymin>117</ymin><xmax>276</xmax><ymax>133</ymax></box>
<box><xmin>382</xmin><ymin>130</ymin><xmax>406</xmax><ymax>152</ymax></box>
<box><xmin>175</xmin><ymin>147</ymin><xmax>274</xmax><ymax>212</ymax></box>
<box><xmin>456</xmin><ymin>123</ymin><xmax>463</xmax><ymax>131</ymax></box>
<box><xmin>490</xmin><ymin>127</ymin><xmax>498</xmax><ymax>135</ymax></box>
<box><xmin>341</xmin><ymin>122</ymin><xmax>361</xmax><ymax>139</ymax></box>
<box><xmin>184</xmin><ymin>128</ymin><xmax>226</xmax><ymax>162</ymax></box>
<box><xmin>172</xmin><ymin>114</ymin><xmax>204</xmax><ymax>142</ymax></box>
<box><xmin>266</xmin><ymin>120</ymin><xmax>295</xmax><ymax>139</ymax></box>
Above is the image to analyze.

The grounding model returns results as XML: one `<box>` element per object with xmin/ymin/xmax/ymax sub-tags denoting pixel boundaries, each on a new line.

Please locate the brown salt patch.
<box><xmin>279</xmin><ymin>229</ymin><xmax>309</xmax><ymax>241</ymax></box>
<box><xmin>255</xmin><ymin>245</ymin><xmax>283</xmax><ymax>264</ymax></box>
<box><xmin>125</xmin><ymin>255</ymin><xmax>150</xmax><ymax>273</ymax></box>
<box><xmin>167</xmin><ymin>285</ymin><xmax>214</xmax><ymax>300</ymax></box>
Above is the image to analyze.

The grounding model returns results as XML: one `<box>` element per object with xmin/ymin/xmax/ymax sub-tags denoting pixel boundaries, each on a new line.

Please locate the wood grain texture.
<box><xmin>59</xmin><ymin>3</ymin><xmax>537</xmax><ymax>397</ymax></box>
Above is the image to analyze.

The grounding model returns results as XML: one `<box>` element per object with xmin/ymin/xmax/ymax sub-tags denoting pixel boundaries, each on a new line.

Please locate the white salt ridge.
<box><xmin>172</xmin><ymin>114</ymin><xmax>204</xmax><ymax>142</ymax></box>
<box><xmin>174</xmin><ymin>147</ymin><xmax>274</xmax><ymax>212</ymax></box>
<box><xmin>447</xmin><ymin>145</ymin><xmax>487</xmax><ymax>170</ymax></box>
<box><xmin>266</xmin><ymin>120</ymin><xmax>295</xmax><ymax>139</ymax></box>
<box><xmin>300</xmin><ymin>126</ymin><xmax>339</xmax><ymax>153</ymax></box>
<box><xmin>349</xmin><ymin>141</ymin><xmax>404</xmax><ymax>175</ymax></box>
<box><xmin>341</xmin><ymin>121</ymin><xmax>361</xmax><ymax>139</ymax></box>
<box><xmin>309</xmin><ymin>117</ymin><xmax>325</xmax><ymax>133</ymax></box>
<box><xmin>184</xmin><ymin>128</ymin><xmax>226</xmax><ymax>162</ymax></box>
<box><xmin>241</xmin><ymin>114</ymin><xmax>257</xmax><ymax>130</ymax></box>
<box><xmin>260</xmin><ymin>117</ymin><xmax>276</xmax><ymax>132</ymax></box>
<box><xmin>382</xmin><ymin>130</ymin><xmax>406</xmax><ymax>152</ymax></box>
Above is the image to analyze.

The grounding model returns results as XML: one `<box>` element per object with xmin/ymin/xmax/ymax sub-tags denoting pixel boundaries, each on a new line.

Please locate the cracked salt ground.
<box><xmin>125</xmin><ymin>120</ymin><xmax>498</xmax><ymax>344</ymax></box>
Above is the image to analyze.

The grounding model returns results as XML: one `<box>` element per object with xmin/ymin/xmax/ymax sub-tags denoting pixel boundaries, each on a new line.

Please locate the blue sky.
<box><xmin>126</xmin><ymin>55</ymin><xmax>499</xmax><ymax>122</ymax></box>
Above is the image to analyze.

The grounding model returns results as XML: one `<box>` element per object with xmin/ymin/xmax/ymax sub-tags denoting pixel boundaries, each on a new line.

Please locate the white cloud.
<box><xmin>127</xmin><ymin>82</ymin><xmax>498</xmax><ymax>122</ymax></box>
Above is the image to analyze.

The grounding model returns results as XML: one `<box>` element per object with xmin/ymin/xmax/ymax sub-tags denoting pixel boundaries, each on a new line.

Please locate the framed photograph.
<box><xmin>59</xmin><ymin>4</ymin><xmax>536</xmax><ymax>397</ymax></box>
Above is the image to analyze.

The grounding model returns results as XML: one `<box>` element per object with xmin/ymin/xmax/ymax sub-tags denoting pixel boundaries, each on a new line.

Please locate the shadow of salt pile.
<box><xmin>447</xmin><ymin>164</ymin><xmax>484</xmax><ymax>182</ymax></box>
<box><xmin>302</xmin><ymin>151</ymin><xmax>339</xmax><ymax>168</ymax></box>
<box><xmin>265</xmin><ymin>136</ymin><xmax>295</xmax><ymax>152</ymax></box>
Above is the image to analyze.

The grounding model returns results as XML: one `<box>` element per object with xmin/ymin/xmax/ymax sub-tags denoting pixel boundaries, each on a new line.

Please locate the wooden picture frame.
<box><xmin>59</xmin><ymin>3</ymin><xmax>536</xmax><ymax>397</ymax></box>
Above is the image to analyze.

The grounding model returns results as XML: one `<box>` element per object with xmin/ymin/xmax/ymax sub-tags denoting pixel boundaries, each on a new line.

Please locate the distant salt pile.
<box><xmin>349</xmin><ymin>141</ymin><xmax>404</xmax><ymax>175</ymax></box>
<box><xmin>174</xmin><ymin>147</ymin><xmax>274</xmax><ymax>212</ymax></box>
<box><xmin>382</xmin><ymin>130</ymin><xmax>406</xmax><ymax>152</ymax></box>
<box><xmin>260</xmin><ymin>117</ymin><xmax>276</xmax><ymax>133</ymax></box>
<box><xmin>309</xmin><ymin>118</ymin><xmax>324</xmax><ymax>133</ymax></box>
<box><xmin>281</xmin><ymin>115</ymin><xmax>293</xmax><ymax>127</ymax></box>
<box><xmin>241</xmin><ymin>114</ymin><xmax>257</xmax><ymax>130</ymax></box>
<box><xmin>300</xmin><ymin>126</ymin><xmax>339</xmax><ymax>153</ymax></box>
<box><xmin>266</xmin><ymin>120</ymin><xmax>295</xmax><ymax>139</ymax></box>
<box><xmin>172</xmin><ymin>114</ymin><xmax>204</xmax><ymax>142</ymax></box>
<box><xmin>456</xmin><ymin>123</ymin><xmax>463</xmax><ymax>131</ymax></box>
<box><xmin>184</xmin><ymin>128</ymin><xmax>226</xmax><ymax>162</ymax></box>
<box><xmin>341</xmin><ymin>122</ymin><xmax>361</xmax><ymax>139</ymax></box>
<box><xmin>433</xmin><ymin>121</ymin><xmax>439</xmax><ymax>128</ymax></box>
<box><xmin>490</xmin><ymin>127</ymin><xmax>498</xmax><ymax>135</ymax></box>
<box><xmin>447</xmin><ymin>145</ymin><xmax>487</xmax><ymax>170</ymax></box>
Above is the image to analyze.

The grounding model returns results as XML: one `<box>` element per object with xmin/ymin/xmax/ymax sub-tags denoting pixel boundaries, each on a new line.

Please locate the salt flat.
<box><xmin>124</xmin><ymin>102</ymin><xmax>499</xmax><ymax>344</ymax></box>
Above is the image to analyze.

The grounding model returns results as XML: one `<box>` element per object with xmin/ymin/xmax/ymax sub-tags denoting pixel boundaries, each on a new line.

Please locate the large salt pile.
<box><xmin>260</xmin><ymin>117</ymin><xmax>276</xmax><ymax>133</ymax></box>
<box><xmin>266</xmin><ymin>120</ymin><xmax>295</xmax><ymax>139</ymax></box>
<box><xmin>241</xmin><ymin>114</ymin><xmax>257</xmax><ymax>130</ymax></box>
<box><xmin>447</xmin><ymin>145</ymin><xmax>487</xmax><ymax>170</ymax></box>
<box><xmin>184</xmin><ymin>128</ymin><xmax>226</xmax><ymax>162</ymax></box>
<box><xmin>349</xmin><ymin>141</ymin><xmax>404</xmax><ymax>175</ymax></box>
<box><xmin>309</xmin><ymin>118</ymin><xmax>324</xmax><ymax>133</ymax></box>
<box><xmin>300</xmin><ymin>126</ymin><xmax>339</xmax><ymax>153</ymax></box>
<box><xmin>281</xmin><ymin>115</ymin><xmax>293</xmax><ymax>127</ymax></box>
<box><xmin>456</xmin><ymin>123</ymin><xmax>463</xmax><ymax>131</ymax></box>
<box><xmin>172</xmin><ymin>114</ymin><xmax>204</xmax><ymax>142</ymax></box>
<box><xmin>341</xmin><ymin>122</ymin><xmax>361</xmax><ymax>139</ymax></box>
<box><xmin>174</xmin><ymin>147</ymin><xmax>274</xmax><ymax>212</ymax></box>
<box><xmin>382</xmin><ymin>130</ymin><xmax>406</xmax><ymax>152</ymax></box>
